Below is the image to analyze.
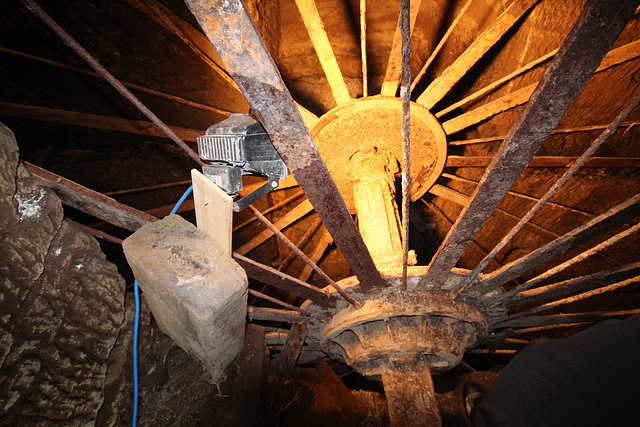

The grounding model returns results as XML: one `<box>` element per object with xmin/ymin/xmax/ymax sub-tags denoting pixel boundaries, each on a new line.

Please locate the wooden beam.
<box><xmin>494</xmin><ymin>309</ymin><xmax>640</xmax><ymax>329</ymax></box>
<box><xmin>441</xmin><ymin>38</ymin><xmax>640</xmax><ymax>133</ymax></box>
<box><xmin>435</xmin><ymin>51</ymin><xmax>558</xmax><ymax>118</ymax></box>
<box><xmin>235</xmin><ymin>199</ymin><xmax>314</xmax><ymax>256</ymax></box>
<box><xmin>493</xmin><ymin>222</ymin><xmax>640</xmax><ymax>305</ymax></box>
<box><xmin>508</xmin><ymin>261</ymin><xmax>640</xmax><ymax>308</ymax></box>
<box><xmin>445</xmin><ymin>156</ymin><xmax>640</xmax><ymax>168</ymax></box>
<box><xmin>23</xmin><ymin>161</ymin><xmax>158</xmax><ymax>232</ymax></box>
<box><xmin>275</xmin><ymin>323</ymin><xmax>309</xmax><ymax>372</ymax></box>
<box><xmin>442</xmin><ymin>84</ymin><xmax>535</xmax><ymax>135</ymax></box>
<box><xmin>294</xmin><ymin>0</ymin><xmax>351</xmax><ymax>105</ymax></box>
<box><xmin>0</xmin><ymin>47</ymin><xmax>232</xmax><ymax>116</ymax></box>
<box><xmin>416</xmin><ymin>0</ymin><xmax>537</xmax><ymax>109</ymax></box>
<box><xmin>411</xmin><ymin>0</ymin><xmax>474</xmax><ymax>92</ymax></box>
<box><xmin>482</xmin><ymin>193</ymin><xmax>640</xmax><ymax>290</ymax></box>
<box><xmin>233</xmin><ymin>253</ymin><xmax>331</xmax><ymax>307</ymax></box>
<box><xmin>298</xmin><ymin>230</ymin><xmax>333</xmax><ymax>282</ymax></box>
<box><xmin>379</xmin><ymin>0</ymin><xmax>422</xmax><ymax>96</ymax></box>
<box><xmin>247</xmin><ymin>306</ymin><xmax>305</xmax><ymax>323</ymax></box>
<box><xmin>0</xmin><ymin>102</ymin><xmax>202</xmax><ymax>142</ymax></box>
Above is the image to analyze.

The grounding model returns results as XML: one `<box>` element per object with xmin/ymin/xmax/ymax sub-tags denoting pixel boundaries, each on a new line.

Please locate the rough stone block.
<box><xmin>123</xmin><ymin>215</ymin><xmax>248</xmax><ymax>383</ymax></box>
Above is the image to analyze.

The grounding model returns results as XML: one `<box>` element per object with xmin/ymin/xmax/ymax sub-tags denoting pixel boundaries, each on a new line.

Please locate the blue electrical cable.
<box><xmin>132</xmin><ymin>185</ymin><xmax>193</xmax><ymax>426</ymax></box>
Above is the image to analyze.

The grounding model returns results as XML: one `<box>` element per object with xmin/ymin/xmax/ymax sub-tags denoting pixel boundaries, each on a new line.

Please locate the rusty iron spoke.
<box><xmin>233</xmin><ymin>190</ymin><xmax>305</xmax><ymax>233</ymax></box>
<box><xmin>233</xmin><ymin>253</ymin><xmax>331</xmax><ymax>308</ymax></box>
<box><xmin>235</xmin><ymin>199</ymin><xmax>314</xmax><ymax>256</ymax></box>
<box><xmin>24</xmin><ymin>161</ymin><xmax>158</xmax><ymax>231</ymax></box>
<box><xmin>492</xmin><ymin>222</ymin><xmax>640</xmax><ymax>306</ymax></box>
<box><xmin>455</xmin><ymin>92</ymin><xmax>640</xmax><ymax>294</ymax></box>
<box><xmin>440</xmin><ymin>172</ymin><xmax>606</xmax><ymax>219</ymax></box>
<box><xmin>506</xmin><ymin>261</ymin><xmax>640</xmax><ymax>309</ymax></box>
<box><xmin>480</xmin><ymin>193</ymin><xmax>640</xmax><ymax>291</ymax></box>
<box><xmin>416</xmin><ymin>0</ymin><xmax>537</xmax><ymax>109</ymax></box>
<box><xmin>0</xmin><ymin>47</ymin><xmax>233</xmax><ymax>116</ymax></box>
<box><xmin>441</xmin><ymin>38</ymin><xmax>640</xmax><ymax>134</ymax></box>
<box><xmin>426</xmin><ymin>184</ymin><xmax>625</xmax><ymax>268</ymax></box>
<box><xmin>20</xmin><ymin>0</ymin><xmax>205</xmax><ymax>166</ymax></box>
<box><xmin>411</xmin><ymin>0</ymin><xmax>473</xmax><ymax>92</ymax></box>
<box><xmin>445</xmin><ymin>155</ymin><xmax>640</xmax><ymax>168</ymax></box>
<box><xmin>400</xmin><ymin>0</ymin><xmax>411</xmax><ymax>289</ymax></box>
<box><xmin>249</xmin><ymin>206</ymin><xmax>360</xmax><ymax>307</ymax></box>
<box><xmin>185</xmin><ymin>0</ymin><xmax>384</xmax><ymax>291</ymax></box>
<box><xmin>278</xmin><ymin>217</ymin><xmax>323</xmax><ymax>272</ymax></box>
<box><xmin>298</xmin><ymin>230</ymin><xmax>333</xmax><ymax>283</ymax></box>
<box><xmin>0</xmin><ymin>102</ymin><xmax>203</xmax><ymax>142</ymax></box>
<box><xmin>247</xmin><ymin>289</ymin><xmax>315</xmax><ymax>316</ymax></box>
<box><xmin>502</xmin><ymin>276</ymin><xmax>640</xmax><ymax>322</ymax></box>
<box><xmin>500</xmin><ymin>309</ymin><xmax>640</xmax><ymax>330</ymax></box>
<box><xmin>380</xmin><ymin>0</ymin><xmax>421</xmax><ymax>96</ymax></box>
<box><xmin>419</xmin><ymin>0</ymin><xmax>639</xmax><ymax>290</ymax></box>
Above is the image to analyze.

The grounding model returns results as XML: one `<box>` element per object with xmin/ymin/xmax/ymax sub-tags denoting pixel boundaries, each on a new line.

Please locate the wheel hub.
<box><xmin>303</xmin><ymin>272</ymin><xmax>488</xmax><ymax>378</ymax></box>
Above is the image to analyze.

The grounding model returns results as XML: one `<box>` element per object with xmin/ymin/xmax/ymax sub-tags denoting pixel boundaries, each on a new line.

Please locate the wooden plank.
<box><xmin>276</xmin><ymin>323</ymin><xmax>308</xmax><ymax>372</ymax></box>
<box><xmin>294</xmin><ymin>0</ymin><xmax>351</xmax><ymax>105</ymax></box>
<box><xmin>416</xmin><ymin>0</ymin><xmax>537</xmax><ymax>109</ymax></box>
<box><xmin>23</xmin><ymin>161</ymin><xmax>157</xmax><ymax>231</ymax></box>
<box><xmin>235</xmin><ymin>199</ymin><xmax>314</xmax><ymax>256</ymax></box>
<box><xmin>379</xmin><ymin>0</ymin><xmax>422</xmax><ymax>96</ymax></box>
<box><xmin>0</xmin><ymin>102</ymin><xmax>202</xmax><ymax>142</ymax></box>
<box><xmin>191</xmin><ymin>169</ymin><xmax>233</xmax><ymax>257</ymax></box>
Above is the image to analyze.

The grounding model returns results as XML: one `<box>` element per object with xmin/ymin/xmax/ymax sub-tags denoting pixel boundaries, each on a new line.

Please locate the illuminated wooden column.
<box><xmin>352</xmin><ymin>147</ymin><xmax>403</xmax><ymax>270</ymax></box>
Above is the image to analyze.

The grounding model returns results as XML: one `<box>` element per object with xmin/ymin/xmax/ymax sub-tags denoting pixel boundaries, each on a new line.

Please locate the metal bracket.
<box><xmin>233</xmin><ymin>178</ymin><xmax>279</xmax><ymax>212</ymax></box>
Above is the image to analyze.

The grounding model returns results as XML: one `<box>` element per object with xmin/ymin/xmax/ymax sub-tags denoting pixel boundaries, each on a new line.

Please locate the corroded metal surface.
<box><xmin>185</xmin><ymin>0</ymin><xmax>385</xmax><ymax>290</ymax></box>
<box><xmin>311</xmin><ymin>96</ymin><xmax>447</xmax><ymax>209</ymax></box>
<box><xmin>319</xmin><ymin>290</ymin><xmax>486</xmax><ymax>377</ymax></box>
<box><xmin>420</xmin><ymin>0</ymin><xmax>639</xmax><ymax>289</ymax></box>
